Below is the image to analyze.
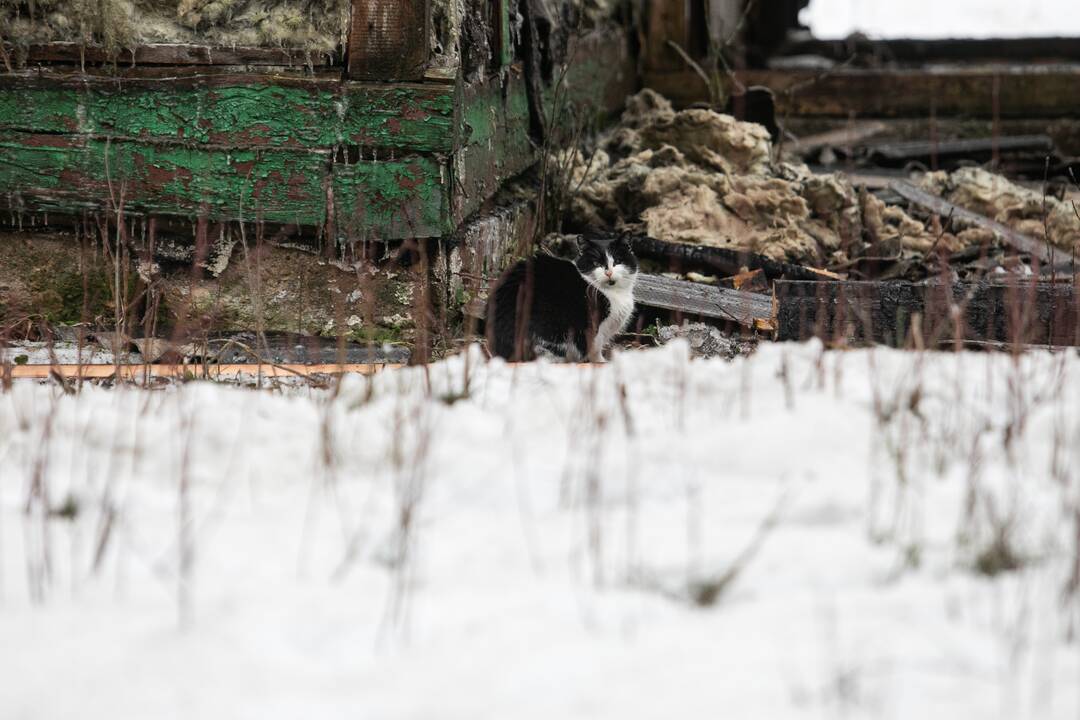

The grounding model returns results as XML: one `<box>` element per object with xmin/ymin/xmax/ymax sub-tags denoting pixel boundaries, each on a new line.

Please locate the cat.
<box><xmin>487</xmin><ymin>234</ymin><xmax>639</xmax><ymax>362</ymax></box>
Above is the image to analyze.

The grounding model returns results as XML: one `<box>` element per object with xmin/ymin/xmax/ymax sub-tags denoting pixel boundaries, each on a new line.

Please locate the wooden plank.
<box><xmin>775</xmin><ymin>279</ymin><xmax>1080</xmax><ymax>347</ymax></box>
<box><xmin>0</xmin><ymin>133</ymin><xmax>329</xmax><ymax>224</ymax></box>
<box><xmin>22</xmin><ymin>42</ymin><xmax>335</xmax><ymax>67</ymax></box>
<box><xmin>889</xmin><ymin>181</ymin><xmax>1056</xmax><ymax>265</ymax></box>
<box><xmin>495</xmin><ymin>0</ymin><xmax>513</xmax><ymax>67</ymax></box>
<box><xmin>644</xmin><ymin>0</ymin><xmax>689</xmax><ymax>72</ymax></box>
<box><xmin>347</xmin><ymin>0</ymin><xmax>430</xmax><ymax>80</ymax></box>
<box><xmin>9</xmin><ymin>363</ymin><xmax>401</xmax><ymax>380</ymax></box>
<box><xmin>786</xmin><ymin>121</ymin><xmax>889</xmax><ymax>156</ymax></box>
<box><xmin>777</xmin><ymin>37</ymin><xmax>1080</xmax><ymax>66</ymax></box>
<box><xmin>0</xmin><ymin>75</ymin><xmax>455</xmax><ymax>153</ymax></box>
<box><xmin>869</xmin><ymin>135</ymin><xmax>1054</xmax><ymax>163</ymax></box>
<box><xmin>645</xmin><ymin>66</ymin><xmax>1080</xmax><ymax>117</ymax></box>
<box><xmin>635</xmin><ymin>273</ymin><xmax>775</xmax><ymax>330</ymax></box>
<box><xmin>331</xmin><ymin>155</ymin><xmax>446</xmax><ymax>240</ymax></box>
<box><xmin>631</xmin><ymin>235</ymin><xmax>831</xmax><ymax>282</ymax></box>
<box><xmin>0</xmin><ymin>133</ymin><xmax>448</xmax><ymax>236</ymax></box>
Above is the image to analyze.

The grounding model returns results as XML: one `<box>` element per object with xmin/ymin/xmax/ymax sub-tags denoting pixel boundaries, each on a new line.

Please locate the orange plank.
<box><xmin>9</xmin><ymin>363</ymin><xmax>404</xmax><ymax>380</ymax></box>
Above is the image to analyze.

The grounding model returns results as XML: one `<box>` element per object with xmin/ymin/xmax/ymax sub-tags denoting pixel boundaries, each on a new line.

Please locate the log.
<box><xmin>889</xmin><ymin>180</ymin><xmax>1057</xmax><ymax>265</ymax></box>
<box><xmin>645</xmin><ymin>66</ymin><xmax>1080</xmax><ymax>117</ymax></box>
<box><xmin>775</xmin><ymin>279</ymin><xmax>1080</xmax><ymax>347</ymax></box>
<box><xmin>346</xmin><ymin>0</ymin><xmax>430</xmax><ymax>80</ymax></box>
<box><xmin>634</xmin><ymin>274</ymin><xmax>775</xmax><ymax>330</ymax></box>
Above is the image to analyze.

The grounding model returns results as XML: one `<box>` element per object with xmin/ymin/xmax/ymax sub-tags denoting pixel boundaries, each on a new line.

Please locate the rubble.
<box><xmin>560</xmin><ymin>89</ymin><xmax>1075</xmax><ymax>273</ymax></box>
<box><xmin>920</xmin><ymin>167</ymin><xmax>1080</xmax><ymax>255</ymax></box>
<box><xmin>657</xmin><ymin>322</ymin><xmax>757</xmax><ymax>360</ymax></box>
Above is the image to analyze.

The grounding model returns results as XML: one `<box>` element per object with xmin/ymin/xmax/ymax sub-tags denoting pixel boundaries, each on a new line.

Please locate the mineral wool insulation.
<box><xmin>3</xmin><ymin>0</ymin><xmax>615</xmax><ymax>64</ymax></box>
<box><xmin>1</xmin><ymin>0</ymin><xmax>350</xmax><ymax>56</ymax></box>
<box><xmin>560</xmin><ymin>90</ymin><xmax>1080</xmax><ymax>266</ymax></box>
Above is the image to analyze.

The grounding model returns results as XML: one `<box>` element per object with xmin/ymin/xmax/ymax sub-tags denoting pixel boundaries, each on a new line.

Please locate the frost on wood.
<box><xmin>1</xmin><ymin>0</ymin><xmax>350</xmax><ymax>56</ymax></box>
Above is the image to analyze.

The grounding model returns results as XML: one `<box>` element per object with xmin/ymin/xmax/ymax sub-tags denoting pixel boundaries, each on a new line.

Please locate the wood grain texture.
<box><xmin>775</xmin><ymin>279</ymin><xmax>1080</xmax><ymax>347</ymax></box>
<box><xmin>635</xmin><ymin>273</ymin><xmax>775</xmax><ymax>329</ymax></box>
<box><xmin>646</xmin><ymin>66</ymin><xmax>1080</xmax><ymax>117</ymax></box>
<box><xmin>347</xmin><ymin>0</ymin><xmax>430</xmax><ymax>80</ymax></box>
<box><xmin>644</xmin><ymin>0</ymin><xmax>688</xmax><ymax>72</ymax></box>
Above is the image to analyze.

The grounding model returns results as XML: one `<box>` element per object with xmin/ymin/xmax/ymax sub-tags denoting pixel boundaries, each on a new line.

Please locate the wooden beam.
<box><xmin>631</xmin><ymin>235</ymin><xmax>832</xmax><ymax>282</ymax></box>
<box><xmin>777</xmin><ymin>37</ymin><xmax>1080</xmax><ymax>66</ymax></box>
<box><xmin>346</xmin><ymin>0</ymin><xmax>430</xmax><ymax>80</ymax></box>
<box><xmin>645</xmin><ymin>66</ymin><xmax>1080</xmax><ymax>117</ymax></box>
<box><xmin>889</xmin><ymin>181</ymin><xmax>1057</xmax><ymax>265</ymax></box>
<box><xmin>9</xmin><ymin>363</ymin><xmax>403</xmax><ymax>380</ymax></box>
<box><xmin>644</xmin><ymin>0</ymin><xmax>689</xmax><ymax>72</ymax></box>
<box><xmin>494</xmin><ymin>0</ymin><xmax>513</xmax><ymax>67</ymax></box>
<box><xmin>0</xmin><ymin>73</ymin><xmax>456</xmax><ymax>153</ymax></box>
<box><xmin>635</xmin><ymin>273</ymin><xmax>775</xmax><ymax>330</ymax></box>
<box><xmin>786</xmin><ymin>121</ymin><xmax>889</xmax><ymax>156</ymax></box>
<box><xmin>775</xmin><ymin>279</ymin><xmax>1080</xmax><ymax>347</ymax></box>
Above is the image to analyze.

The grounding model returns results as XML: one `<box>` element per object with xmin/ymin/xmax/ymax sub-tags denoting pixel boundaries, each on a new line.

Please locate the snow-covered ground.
<box><xmin>803</xmin><ymin>0</ymin><xmax>1080</xmax><ymax>40</ymax></box>
<box><xmin>2</xmin><ymin>342</ymin><xmax>1080</xmax><ymax>719</ymax></box>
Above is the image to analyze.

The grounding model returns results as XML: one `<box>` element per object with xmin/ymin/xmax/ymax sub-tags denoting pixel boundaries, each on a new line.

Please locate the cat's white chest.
<box><xmin>593</xmin><ymin>280</ymin><xmax>636</xmax><ymax>360</ymax></box>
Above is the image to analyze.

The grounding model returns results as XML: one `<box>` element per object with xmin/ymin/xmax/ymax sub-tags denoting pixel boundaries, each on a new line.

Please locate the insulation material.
<box><xmin>638</xmin><ymin>109</ymin><xmax>773</xmax><ymax>177</ymax></box>
<box><xmin>920</xmin><ymin>167</ymin><xmax>1080</xmax><ymax>255</ymax></box>
<box><xmin>561</xmin><ymin>90</ymin><xmax>1052</xmax><ymax>267</ymax></box>
<box><xmin>559</xmin><ymin>90</ymin><xmax>864</xmax><ymax>264</ymax></box>
<box><xmin>860</xmin><ymin>191</ymin><xmax>964</xmax><ymax>255</ymax></box>
<box><xmin>1</xmin><ymin>0</ymin><xmax>349</xmax><ymax>56</ymax></box>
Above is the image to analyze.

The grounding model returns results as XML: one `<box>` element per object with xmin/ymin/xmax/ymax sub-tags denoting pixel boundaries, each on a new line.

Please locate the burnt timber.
<box><xmin>775</xmin><ymin>280</ymin><xmax>1080</xmax><ymax>348</ymax></box>
<box><xmin>645</xmin><ymin>66</ymin><xmax>1080</xmax><ymax>118</ymax></box>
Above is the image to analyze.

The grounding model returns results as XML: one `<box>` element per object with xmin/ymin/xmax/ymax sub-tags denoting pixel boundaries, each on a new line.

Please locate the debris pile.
<box><xmin>2</xmin><ymin>0</ymin><xmax>349</xmax><ymax>56</ymax></box>
<box><xmin>559</xmin><ymin>89</ymin><xmax>1078</xmax><ymax>273</ymax></box>
<box><xmin>921</xmin><ymin>167</ymin><xmax>1080</xmax><ymax>255</ymax></box>
<box><xmin>657</xmin><ymin>322</ymin><xmax>757</xmax><ymax>360</ymax></box>
<box><xmin>560</xmin><ymin>90</ymin><xmax>907</xmax><ymax>266</ymax></box>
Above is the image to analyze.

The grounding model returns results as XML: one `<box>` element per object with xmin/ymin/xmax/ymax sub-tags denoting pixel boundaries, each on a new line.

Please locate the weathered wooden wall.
<box><xmin>0</xmin><ymin>26</ymin><xmax>634</xmax><ymax>243</ymax></box>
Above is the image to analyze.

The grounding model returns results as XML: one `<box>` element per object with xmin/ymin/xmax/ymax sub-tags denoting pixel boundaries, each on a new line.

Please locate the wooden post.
<box><xmin>495</xmin><ymin>0</ymin><xmax>513</xmax><ymax>67</ymax></box>
<box><xmin>347</xmin><ymin>0</ymin><xmax>430</xmax><ymax>80</ymax></box>
<box><xmin>644</xmin><ymin>0</ymin><xmax>689</xmax><ymax>72</ymax></box>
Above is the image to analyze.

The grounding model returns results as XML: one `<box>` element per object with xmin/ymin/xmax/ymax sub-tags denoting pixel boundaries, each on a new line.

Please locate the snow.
<box><xmin>1</xmin><ymin>341</ymin><xmax>131</xmax><ymax>366</ymax></box>
<box><xmin>2</xmin><ymin>342</ymin><xmax>1080</xmax><ymax>719</ymax></box>
<box><xmin>802</xmin><ymin>0</ymin><xmax>1080</xmax><ymax>40</ymax></box>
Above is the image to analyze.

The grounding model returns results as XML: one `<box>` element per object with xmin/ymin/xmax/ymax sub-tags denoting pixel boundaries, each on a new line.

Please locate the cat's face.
<box><xmin>575</xmin><ymin>236</ymin><xmax>639</xmax><ymax>293</ymax></box>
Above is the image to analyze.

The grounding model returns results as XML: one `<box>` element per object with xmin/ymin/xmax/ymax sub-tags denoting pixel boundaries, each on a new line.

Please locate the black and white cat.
<box><xmin>488</xmin><ymin>234</ymin><xmax>639</xmax><ymax>362</ymax></box>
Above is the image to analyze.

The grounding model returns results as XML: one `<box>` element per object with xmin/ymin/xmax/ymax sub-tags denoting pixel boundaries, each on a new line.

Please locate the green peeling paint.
<box><xmin>0</xmin><ymin>135</ymin><xmax>328</xmax><ymax>223</ymax></box>
<box><xmin>0</xmin><ymin>30</ymin><xmax>628</xmax><ymax>240</ymax></box>
<box><xmin>332</xmin><ymin>156</ymin><xmax>445</xmax><ymax>239</ymax></box>
<box><xmin>0</xmin><ymin>81</ymin><xmax>455</xmax><ymax>153</ymax></box>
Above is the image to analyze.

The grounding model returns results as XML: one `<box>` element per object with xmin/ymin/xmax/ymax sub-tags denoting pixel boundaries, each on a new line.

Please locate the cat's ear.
<box><xmin>542</xmin><ymin>233</ymin><xmax>582</xmax><ymax>260</ymax></box>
